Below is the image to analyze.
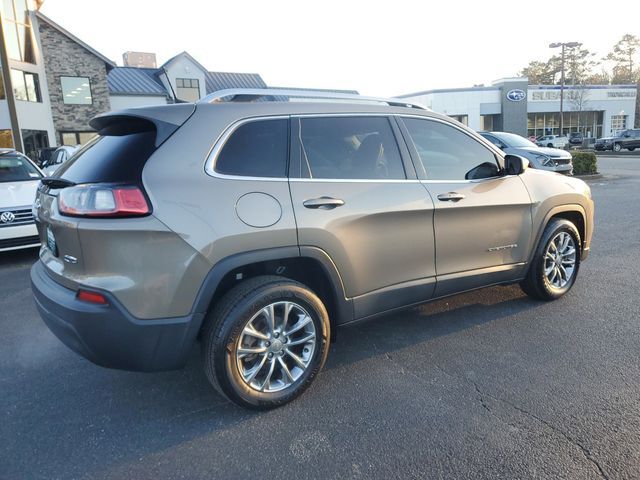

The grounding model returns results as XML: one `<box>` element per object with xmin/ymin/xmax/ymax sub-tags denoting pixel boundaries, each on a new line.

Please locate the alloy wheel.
<box><xmin>544</xmin><ymin>232</ymin><xmax>577</xmax><ymax>289</ymax></box>
<box><xmin>235</xmin><ymin>301</ymin><xmax>317</xmax><ymax>393</ymax></box>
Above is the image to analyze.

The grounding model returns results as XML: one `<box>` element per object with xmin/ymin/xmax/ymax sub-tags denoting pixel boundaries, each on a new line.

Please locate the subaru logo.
<box><xmin>506</xmin><ymin>89</ymin><xmax>526</xmax><ymax>102</ymax></box>
<box><xmin>0</xmin><ymin>211</ymin><xmax>15</xmax><ymax>223</ymax></box>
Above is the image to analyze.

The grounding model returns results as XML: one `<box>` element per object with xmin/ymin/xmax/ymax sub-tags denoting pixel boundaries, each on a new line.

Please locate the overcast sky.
<box><xmin>41</xmin><ymin>0</ymin><xmax>638</xmax><ymax>97</ymax></box>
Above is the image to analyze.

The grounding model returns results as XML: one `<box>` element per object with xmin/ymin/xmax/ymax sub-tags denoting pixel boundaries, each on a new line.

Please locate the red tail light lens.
<box><xmin>58</xmin><ymin>184</ymin><xmax>150</xmax><ymax>217</ymax></box>
<box><xmin>77</xmin><ymin>289</ymin><xmax>109</xmax><ymax>305</ymax></box>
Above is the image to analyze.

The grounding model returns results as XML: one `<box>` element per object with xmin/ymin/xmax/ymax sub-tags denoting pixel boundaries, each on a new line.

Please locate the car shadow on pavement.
<box><xmin>324</xmin><ymin>283</ymin><xmax>543</xmax><ymax>372</ymax></box>
<box><xmin>2</xmin><ymin>252</ymin><xmax>546</xmax><ymax>479</ymax></box>
<box><xmin>0</xmin><ymin>247</ymin><xmax>39</xmax><ymax>268</ymax></box>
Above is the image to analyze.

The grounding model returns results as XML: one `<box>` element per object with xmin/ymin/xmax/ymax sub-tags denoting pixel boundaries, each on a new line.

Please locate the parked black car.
<box><xmin>595</xmin><ymin>129</ymin><xmax>640</xmax><ymax>152</ymax></box>
<box><xmin>568</xmin><ymin>132</ymin><xmax>584</xmax><ymax>146</ymax></box>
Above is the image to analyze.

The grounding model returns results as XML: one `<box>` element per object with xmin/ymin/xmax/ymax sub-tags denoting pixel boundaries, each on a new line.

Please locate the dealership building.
<box><xmin>397</xmin><ymin>78</ymin><xmax>638</xmax><ymax>139</ymax></box>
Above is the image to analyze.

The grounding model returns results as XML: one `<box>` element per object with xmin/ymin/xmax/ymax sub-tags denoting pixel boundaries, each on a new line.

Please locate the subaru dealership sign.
<box><xmin>506</xmin><ymin>89</ymin><xmax>526</xmax><ymax>102</ymax></box>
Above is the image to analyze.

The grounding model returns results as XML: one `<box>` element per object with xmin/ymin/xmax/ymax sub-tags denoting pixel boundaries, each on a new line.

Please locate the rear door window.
<box><xmin>215</xmin><ymin>119</ymin><xmax>288</xmax><ymax>178</ymax></box>
<box><xmin>298</xmin><ymin>116</ymin><xmax>405</xmax><ymax>180</ymax></box>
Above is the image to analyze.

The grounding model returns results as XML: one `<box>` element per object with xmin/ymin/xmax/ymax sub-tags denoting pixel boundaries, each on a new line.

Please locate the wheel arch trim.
<box><xmin>528</xmin><ymin>204</ymin><xmax>587</xmax><ymax>265</ymax></box>
<box><xmin>189</xmin><ymin>246</ymin><xmax>353</xmax><ymax>337</ymax></box>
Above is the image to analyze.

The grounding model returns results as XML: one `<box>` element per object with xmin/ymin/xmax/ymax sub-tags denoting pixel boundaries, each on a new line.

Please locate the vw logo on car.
<box><xmin>506</xmin><ymin>89</ymin><xmax>526</xmax><ymax>102</ymax></box>
<box><xmin>0</xmin><ymin>211</ymin><xmax>16</xmax><ymax>224</ymax></box>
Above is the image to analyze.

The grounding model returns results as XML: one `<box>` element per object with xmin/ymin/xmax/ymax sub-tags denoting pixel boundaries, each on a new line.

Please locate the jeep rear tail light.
<box><xmin>58</xmin><ymin>184</ymin><xmax>150</xmax><ymax>217</ymax></box>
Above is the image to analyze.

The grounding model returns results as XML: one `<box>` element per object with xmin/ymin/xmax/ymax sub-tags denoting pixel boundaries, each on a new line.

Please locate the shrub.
<box><xmin>571</xmin><ymin>151</ymin><xmax>598</xmax><ymax>175</ymax></box>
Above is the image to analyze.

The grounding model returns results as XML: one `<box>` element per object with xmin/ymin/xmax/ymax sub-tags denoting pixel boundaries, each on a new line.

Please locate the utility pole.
<box><xmin>0</xmin><ymin>10</ymin><xmax>24</xmax><ymax>152</ymax></box>
<box><xmin>549</xmin><ymin>42</ymin><xmax>580</xmax><ymax>136</ymax></box>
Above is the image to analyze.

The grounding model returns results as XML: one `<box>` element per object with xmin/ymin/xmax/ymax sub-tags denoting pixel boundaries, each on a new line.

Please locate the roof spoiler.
<box><xmin>89</xmin><ymin>103</ymin><xmax>196</xmax><ymax>147</ymax></box>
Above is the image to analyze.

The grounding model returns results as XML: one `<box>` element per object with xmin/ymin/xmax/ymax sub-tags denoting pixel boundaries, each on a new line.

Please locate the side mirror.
<box><xmin>504</xmin><ymin>154</ymin><xmax>528</xmax><ymax>175</ymax></box>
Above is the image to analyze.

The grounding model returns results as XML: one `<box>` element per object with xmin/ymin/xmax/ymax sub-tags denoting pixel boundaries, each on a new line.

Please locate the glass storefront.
<box><xmin>527</xmin><ymin>111</ymin><xmax>603</xmax><ymax>139</ymax></box>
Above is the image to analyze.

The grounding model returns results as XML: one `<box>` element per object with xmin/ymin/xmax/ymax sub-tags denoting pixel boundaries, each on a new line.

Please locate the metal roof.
<box><xmin>205</xmin><ymin>71</ymin><xmax>267</xmax><ymax>94</ymax></box>
<box><xmin>107</xmin><ymin>67</ymin><xmax>167</xmax><ymax>96</ymax></box>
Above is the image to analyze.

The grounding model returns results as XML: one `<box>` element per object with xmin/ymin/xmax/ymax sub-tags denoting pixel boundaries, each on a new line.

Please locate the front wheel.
<box><xmin>520</xmin><ymin>219</ymin><xmax>581</xmax><ymax>301</ymax></box>
<box><xmin>202</xmin><ymin>276</ymin><xmax>330</xmax><ymax>409</ymax></box>
<box><xmin>613</xmin><ymin>143</ymin><xmax>622</xmax><ymax>152</ymax></box>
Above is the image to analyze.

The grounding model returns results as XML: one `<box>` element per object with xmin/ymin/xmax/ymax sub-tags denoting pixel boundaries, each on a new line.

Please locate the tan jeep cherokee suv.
<box><xmin>31</xmin><ymin>89</ymin><xmax>594</xmax><ymax>409</ymax></box>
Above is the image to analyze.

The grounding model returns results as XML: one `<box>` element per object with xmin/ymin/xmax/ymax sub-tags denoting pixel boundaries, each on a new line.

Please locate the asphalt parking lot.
<box><xmin>2</xmin><ymin>156</ymin><xmax>639</xmax><ymax>480</ymax></box>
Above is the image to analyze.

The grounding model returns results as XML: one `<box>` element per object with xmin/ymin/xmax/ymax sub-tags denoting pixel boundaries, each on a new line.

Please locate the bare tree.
<box><xmin>566</xmin><ymin>84</ymin><xmax>591</xmax><ymax>133</ymax></box>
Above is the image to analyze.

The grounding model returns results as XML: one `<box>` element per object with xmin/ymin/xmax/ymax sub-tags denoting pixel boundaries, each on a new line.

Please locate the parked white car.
<box><xmin>42</xmin><ymin>145</ymin><xmax>80</xmax><ymax>176</ymax></box>
<box><xmin>0</xmin><ymin>149</ymin><xmax>43</xmax><ymax>252</ymax></box>
<box><xmin>536</xmin><ymin>135</ymin><xmax>569</xmax><ymax>149</ymax></box>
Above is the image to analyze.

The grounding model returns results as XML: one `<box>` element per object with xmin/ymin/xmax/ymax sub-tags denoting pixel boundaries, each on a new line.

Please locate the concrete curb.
<box><xmin>575</xmin><ymin>173</ymin><xmax>603</xmax><ymax>180</ymax></box>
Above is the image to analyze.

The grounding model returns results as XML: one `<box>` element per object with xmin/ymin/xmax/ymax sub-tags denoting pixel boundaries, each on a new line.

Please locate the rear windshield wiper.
<box><xmin>40</xmin><ymin>177</ymin><xmax>76</xmax><ymax>189</ymax></box>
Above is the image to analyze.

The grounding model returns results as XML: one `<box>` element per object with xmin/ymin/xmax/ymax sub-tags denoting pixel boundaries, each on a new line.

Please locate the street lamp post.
<box><xmin>549</xmin><ymin>41</ymin><xmax>580</xmax><ymax>136</ymax></box>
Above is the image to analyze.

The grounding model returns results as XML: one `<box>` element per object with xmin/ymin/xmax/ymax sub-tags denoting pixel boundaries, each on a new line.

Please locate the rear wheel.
<box><xmin>520</xmin><ymin>219</ymin><xmax>581</xmax><ymax>301</ymax></box>
<box><xmin>628</xmin><ymin>147</ymin><xmax>635</xmax><ymax>152</ymax></box>
<box><xmin>202</xmin><ymin>276</ymin><xmax>330</xmax><ymax>409</ymax></box>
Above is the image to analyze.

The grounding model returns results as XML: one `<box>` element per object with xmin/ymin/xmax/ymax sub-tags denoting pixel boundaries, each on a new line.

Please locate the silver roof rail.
<box><xmin>199</xmin><ymin>88</ymin><xmax>429</xmax><ymax>110</ymax></box>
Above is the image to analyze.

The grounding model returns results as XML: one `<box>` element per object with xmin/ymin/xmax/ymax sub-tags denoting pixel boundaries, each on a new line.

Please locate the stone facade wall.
<box><xmin>37</xmin><ymin>20</ymin><xmax>111</xmax><ymax>143</ymax></box>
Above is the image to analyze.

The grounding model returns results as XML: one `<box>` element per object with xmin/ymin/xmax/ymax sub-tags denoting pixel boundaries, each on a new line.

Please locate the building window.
<box><xmin>610</xmin><ymin>115</ymin><xmax>627</xmax><ymax>134</ymax></box>
<box><xmin>1</xmin><ymin>0</ymin><xmax>36</xmax><ymax>63</ymax></box>
<box><xmin>480</xmin><ymin>115</ymin><xmax>495</xmax><ymax>131</ymax></box>
<box><xmin>0</xmin><ymin>129</ymin><xmax>13</xmax><ymax>148</ymax></box>
<box><xmin>448</xmin><ymin>114</ymin><xmax>468</xmax><ymax>126</ymax></box>
<box><xmin>61</xmin><ymin>131</ymin><xmax>97</xmax><ymax>146</ymax></box>
<box><xmin>21</xmin><ymin>129</ymin><xmax>49</xmax><ymax>160</ymax></box>
<box><xmin>10</xmin><ymin>69</ymin><xmax>40</xmax><ymax>102</ymax></box>
<box><xmin>175</xmin><ymin>78</ymin><xmax>200</xmax><ymax>102</ymax></box>
<box><xmin>60</xmin><ymin>76</ymin><xmax>93</xmax><ymax>105</ymax></box>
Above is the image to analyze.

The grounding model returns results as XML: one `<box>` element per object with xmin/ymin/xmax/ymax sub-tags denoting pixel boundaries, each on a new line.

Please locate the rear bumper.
<box><xmin>30</xmin><ymin>260</ymin><xmax>204</xmax><ymax>372</ymax></box>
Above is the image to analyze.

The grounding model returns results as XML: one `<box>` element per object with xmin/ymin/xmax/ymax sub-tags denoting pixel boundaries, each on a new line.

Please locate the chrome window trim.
<box><xmin>205</xmin><ymin>113</ymin><xmax>432</xmax><ymax>183</ymax></box>
<box><xmin>289</xmin><ymin>178</ymin><xmax>421</xmax><ymax>184</ymax></box>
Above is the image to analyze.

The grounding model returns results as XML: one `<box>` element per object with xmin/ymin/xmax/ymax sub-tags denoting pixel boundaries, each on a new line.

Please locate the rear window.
<box><xmin>0</xmin><ymin>154</ymin><xmax>42</xmax><ymax>182</ymax></box>
<box><xmin>215</xmin><ymin>119</ymin><xmax>288</xmax><ymax>178</ymax></box>
<box><xmin>56</xmin><ymin>131</ymin><xmax>157</xmax><ymax>184</ymax></box>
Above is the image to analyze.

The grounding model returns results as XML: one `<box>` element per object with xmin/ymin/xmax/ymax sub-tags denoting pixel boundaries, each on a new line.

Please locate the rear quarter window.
<box><xmin>214</xmin><ymin>119</ymin><xmax>289</xmax><ymax>178</ymax></box>
<box><xmin>56</xmin><ymin>131</ymin><xmax>157</xmax><ymax>184</ymax></box>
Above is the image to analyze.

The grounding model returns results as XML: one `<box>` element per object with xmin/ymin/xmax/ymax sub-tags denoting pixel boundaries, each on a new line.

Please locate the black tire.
<box><xmin>628</xmin><ymin>147</ymin><xmax>635</xmax><ymax>152</ymax></box>
<box><xmin>520</xmin><ymin>219</ymin><xmax>581</xmax><ymax>301</ymax></box>
<box><xmin>201</xmin><ymin>275</ymin><xmax>330</xmax><ymax>409</ymax></box>
<box><xmin>613</xmin><ymin>143</ymin><xmax>622</xmax><ymax>152</ymax></box>
<box><xmin>547</xmin><ymin>143</ymin><xmax>553</xmax><ymax>148</ymax></box>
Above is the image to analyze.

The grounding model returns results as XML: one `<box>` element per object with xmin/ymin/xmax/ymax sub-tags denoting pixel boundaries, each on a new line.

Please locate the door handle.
<box><xmin>303</xmin><ymin>197</ymin><xmax>345</xmax><ymax>210</ymax></box>
<box><xmin>437</xmin><ymin>192</ymin><xmax>466</xmax><ymax>202</ymax></box>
